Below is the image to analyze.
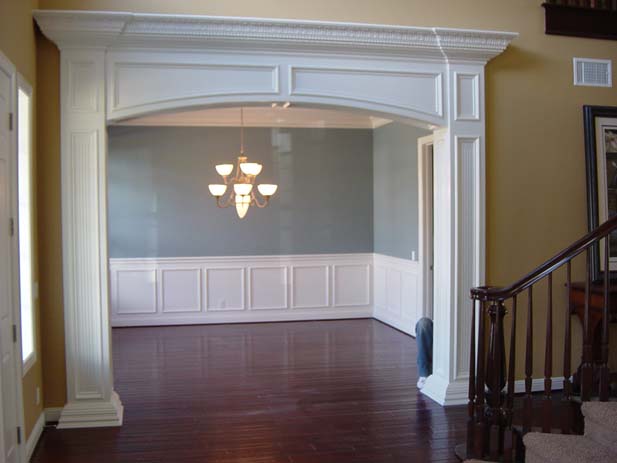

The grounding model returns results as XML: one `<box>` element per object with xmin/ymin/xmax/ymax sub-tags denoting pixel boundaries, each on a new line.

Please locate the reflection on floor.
<box><xmin>32</xmin><ymin>319</ymin><xmax>466</xmax><ymax>462</ymax></box>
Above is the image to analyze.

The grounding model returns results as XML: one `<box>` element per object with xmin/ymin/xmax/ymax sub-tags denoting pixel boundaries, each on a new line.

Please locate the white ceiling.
<box><xmin>113</xmin><ymin>105</ymin><xmax>393</xmax><ymax>129</ymax></box>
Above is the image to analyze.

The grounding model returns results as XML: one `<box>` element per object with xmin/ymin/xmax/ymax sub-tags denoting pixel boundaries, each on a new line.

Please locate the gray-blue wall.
<box><xmin>373</xmin><ymin>123</ymin><xmax>430</xmax><ymax>260</ymax></box>
<box><xmin>108</xmin><ymin>126</ymin><xmax>374</xmax><ymax>257</ymax></box>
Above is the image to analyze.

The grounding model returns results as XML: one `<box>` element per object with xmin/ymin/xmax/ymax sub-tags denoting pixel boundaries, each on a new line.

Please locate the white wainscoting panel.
<box><xmin>110</xmin><ymin>254</ymin><xmax>372</xmax><ymax>326</ymax></box>
<box><xmin>333</xmin><ymin>264</ymin><xmax>371</xmax><ymax>307</ymax></box>
<box><xmin>115</xmin><ymin>270</ymin><xmax>157</xmax><ymax>315</ymax></box>
<box><xmin>249</xmin><ymin>267</ymin><xmax>288</xmax><ymax>310</ymax></box>
<box><xmin>373</xmin><ymin>254</ymin><xmax>422</xmax><ymax>336</ymax></box>
<box><xmin>161</xmin><ymin>268</ymin><xmax>202</xmax><ymax>313</ymax></box>
<box><xmin>206</xmin><ymin>268</ymin><xmax>245</xmax><ymax>311</ymax></box>
<box><xmin>291</xmin><ymin>266</ymin><xmax>329</xmax><ymax>309</ymax></box>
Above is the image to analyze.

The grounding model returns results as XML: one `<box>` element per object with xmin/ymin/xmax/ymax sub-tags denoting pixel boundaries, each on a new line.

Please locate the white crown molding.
<box><xmin>33</xmin><ymin>10</ymin><xmax>516</xmax><ymax>63</ymax></box>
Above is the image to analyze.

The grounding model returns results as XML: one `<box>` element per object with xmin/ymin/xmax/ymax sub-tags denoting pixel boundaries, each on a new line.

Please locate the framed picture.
<box><xmin>584</xmin><ymin>105</ymin><xmax>617</xmax><ymax>281</ymax></box>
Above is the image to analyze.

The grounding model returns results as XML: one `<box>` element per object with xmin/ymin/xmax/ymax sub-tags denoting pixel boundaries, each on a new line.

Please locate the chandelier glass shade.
<box><xmin>208</xmin><ymin>108</ymin><xmax>278</xmax><ymax>219</ymax></box>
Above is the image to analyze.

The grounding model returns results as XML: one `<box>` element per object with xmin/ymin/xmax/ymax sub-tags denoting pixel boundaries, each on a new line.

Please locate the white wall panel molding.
<box><xmin>59</xmin><ymin>49</ymin><xmax>123</xmax><ymax>428</ymax></box>
<box><xmin>110</xmin><ymin>254</ymin><xmax>372</xmax><ymax>327</ymax></box>
<box><xmin>161</xmin><ymin>268</ymin><xmax>202</xmax><ymax>313</ymax></box>
<box><xmin>289</xmin><ymin>66</ymin><xmax>443</xmax><ymax>119</ymax></box>
<box><xmin>454</xmin><ymin>73</ymin><xmax>480</xmax><ymax>121</ymax></box>
<box><xmin>373</xmin><ymin>254</ymin><xmax>421</xmax><ymax>336</ymax></box>
<box><xmin>291</xmin><ymin>266</ymin><xmax>329</xmax><ymax>309</ymax></box>
<box><xmin>206</xmin><ymin>268</ymin><xmax>245</xmax><ymax>311</ymax></box>
<box><xmin>248</xmin><ymin>267</ymin><xmax>289</xmax><ymax>310</ymax></box>
<box><xmin>333</xmin><ymin>264</ymin><xmax>371</xmax><ymax>308</ymax></box>
<box><xmin>110</xmin><ymin>61</ymin><xmax>279</xmax><ymax>117</ymax></box>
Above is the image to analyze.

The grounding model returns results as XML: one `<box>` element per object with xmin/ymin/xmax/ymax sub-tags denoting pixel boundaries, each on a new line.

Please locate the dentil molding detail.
<box><xmin>33</xmin><ymin>10</ymin><xmax>516</xmax><ymax>63</ymax></box>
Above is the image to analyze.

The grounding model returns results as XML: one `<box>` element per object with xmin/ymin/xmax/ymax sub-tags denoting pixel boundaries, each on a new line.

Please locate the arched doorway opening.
<box><xmin>33</xmin><ymin>9</ymin><xmax>516</xmax><ymax>427</ymax></box>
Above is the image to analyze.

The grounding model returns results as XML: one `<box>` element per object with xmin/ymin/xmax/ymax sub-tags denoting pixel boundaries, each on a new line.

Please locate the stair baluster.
<box><xmin>504</xmin><ymin>296</ymin><xmax>517</xmax><ymax>462</ymax></box>
<box><xmin>562</xmin><ymin>261</ymin><xmax>573</xmax><ymax>434</ymax></box>
<box><xmin>581</xmin><ymin>250</ymin><xmax>593</xmax><ymax>401</ymax></box>
<box><xmin>524</xmin><ymin>287</ymin><xmax>534</xmax><ymax>434</ymax></box>
<box><xmin>600</xmin><ymin>236</ymin><xmax>610</xmax><ymax>401</ymax></box>
<box><xmin>543</xmin><ymin>273</ymin><xmax>553</xmax><ymax>433</ymax></box>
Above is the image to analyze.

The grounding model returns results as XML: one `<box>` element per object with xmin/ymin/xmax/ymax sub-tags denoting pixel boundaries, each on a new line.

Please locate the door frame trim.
<box><xmin>0</xmin><ymin>49</ymin><xmax>26</xmax><ymax>463</ymax></box>
<box><xmin>418</xmin><ymin>134</ymin><xmax>434</xmax><ymax>322</ymax></box>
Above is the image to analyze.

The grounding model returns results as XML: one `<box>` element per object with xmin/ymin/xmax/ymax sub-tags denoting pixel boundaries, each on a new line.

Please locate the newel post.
<box><xmin>485</xmin><ymin>300</ymin><xmax>507</xmax><ymax>457</ymax></box>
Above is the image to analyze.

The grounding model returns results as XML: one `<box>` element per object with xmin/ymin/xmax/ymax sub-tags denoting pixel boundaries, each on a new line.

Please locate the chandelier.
<box><xmin>208</xmin><ymin>108</ymin><xmax>278</xmax><ymax>219</ymax></box>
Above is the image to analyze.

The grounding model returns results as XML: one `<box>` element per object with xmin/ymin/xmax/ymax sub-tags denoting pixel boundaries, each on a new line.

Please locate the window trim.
<box><xmin>16</xmin><ymin>74</ymin><xmax>36</xmax><ymax>376</ymax></box>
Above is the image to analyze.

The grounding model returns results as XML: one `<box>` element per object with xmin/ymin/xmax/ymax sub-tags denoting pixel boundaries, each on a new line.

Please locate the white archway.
<box><xmin>34</xmin><ymin>10</ymin><xmax>516</xmax><ymax>428</ymax></box>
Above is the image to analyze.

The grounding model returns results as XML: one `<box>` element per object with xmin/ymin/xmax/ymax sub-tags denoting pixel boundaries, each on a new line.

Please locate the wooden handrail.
<box><xmin>471</xmin><ymin>214</ymin><xmax>617</xmax><ymax>301</ymax></box>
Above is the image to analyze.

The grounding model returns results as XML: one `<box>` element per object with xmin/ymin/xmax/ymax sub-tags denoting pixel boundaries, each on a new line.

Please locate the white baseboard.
<box><xmin>110</xmin><ymin>253</ymin><xmax>373</xmax><ymax>327</ymax></box>
<box><xmin>25</xmin><ymin>413</ymin><xmax>45</xmax><ymax>461</ymax></box>
<box><xmin>514</xmin><ymin>376</ymin><xmax>564</xmax><ymax>393</ymax></box>
<box><xmin>44</xmin><ymin>407</ymin><xmax>63</xmax><ymax>423</ymax></box>
<box><xmin>112</xmin><ymin>308</ymin><xmax>373</xmax><ymax>327</ymax></box>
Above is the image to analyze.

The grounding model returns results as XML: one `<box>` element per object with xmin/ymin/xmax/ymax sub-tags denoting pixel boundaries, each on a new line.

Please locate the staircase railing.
<box><xmin>465</xmin><ymin>215</ymin><xmax>617</xmax><ymax>461</ymax></box>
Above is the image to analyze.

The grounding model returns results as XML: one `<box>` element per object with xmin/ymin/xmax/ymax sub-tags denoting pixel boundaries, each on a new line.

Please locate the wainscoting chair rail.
<box><xmin>463</xmin><ymin>214</ymin><xmax>617</xmax><ymax>461</ymax></box>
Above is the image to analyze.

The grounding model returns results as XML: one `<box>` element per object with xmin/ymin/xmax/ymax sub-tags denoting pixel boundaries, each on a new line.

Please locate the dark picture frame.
<box><xmin>584</xmin><ymin>105</ymin><xmax>617</xmax><ymax>282</ymax></box>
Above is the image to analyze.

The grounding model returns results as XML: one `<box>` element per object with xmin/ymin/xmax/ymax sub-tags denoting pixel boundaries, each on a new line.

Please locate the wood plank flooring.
<box><xmin>31</xmin><ymin>319</ymin><xmax>466</xmax><ymax>462</ymax></box>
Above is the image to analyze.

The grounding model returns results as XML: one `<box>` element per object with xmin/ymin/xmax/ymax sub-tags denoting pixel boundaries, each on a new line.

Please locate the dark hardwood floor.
<box><xmin>32</xmin><ymin>319</ymin><xmax>467</xmax><ymax>462</ymax></box>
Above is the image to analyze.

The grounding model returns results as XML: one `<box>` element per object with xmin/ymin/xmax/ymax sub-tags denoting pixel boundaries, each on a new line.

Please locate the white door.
<box><xmin>0</xmin><ymin>58</ymin><xmax>20</xmax><ymax>463</ymax></box>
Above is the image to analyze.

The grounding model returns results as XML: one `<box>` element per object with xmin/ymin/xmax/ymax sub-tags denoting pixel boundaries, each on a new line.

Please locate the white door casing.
<box><xmin>33</xmin><ymin>10</ymin><xmax>516</xmax><ymax>420</ymax></box>
<box><xmin>0</xmin><ymin>52</ymin><xmax>24</xmax><ymax>463</ymax></box>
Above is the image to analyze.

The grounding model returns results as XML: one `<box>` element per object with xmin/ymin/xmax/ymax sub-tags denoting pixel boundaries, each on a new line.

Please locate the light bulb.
<box><xmin>215</xmin><ymin>164</ymin><xmax>234</xmax><ymax>176</ymax></box>
<box><xmin>234</xmin><ymin>183</ymin><xmax>253</xmax><ymax>195</ymax></box>
<box><xmin>240</xmin><ymin>163</ymin><xmax>262</xmax><ymax>176</ymax></box>
<box><xmin>257</xmin><ymin>184</ymin><xmax>278</xmax><ymax>197</ymax></box>
<box><xmin>235</xmin><ymin>194</ymin><xmax>250</xmax><ymax>219</ymax></box>
<box><xmin>208</xmin><ymin>184</ymin><xmax>227</xmax><ymax>196</ymax></box>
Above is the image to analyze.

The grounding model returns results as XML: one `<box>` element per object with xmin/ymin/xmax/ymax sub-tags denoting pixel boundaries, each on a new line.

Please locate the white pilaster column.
<box><xmin>58</xmin><ymin>48</ymin><xmax>123</xmax><ymax>428</ymax></box>
<box><xmin>422</xmin><ymin>63</ymin><xmax>486</xmax><ymax>406</ymax></box>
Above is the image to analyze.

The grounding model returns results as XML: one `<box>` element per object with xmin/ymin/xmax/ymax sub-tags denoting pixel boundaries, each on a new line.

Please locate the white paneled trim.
<box><xmin>161</xmin><ymin>268</ymin><xmax>202</xmax><ymax>313</ymax></box>
<box><xmin>110</xmin><ymin>254</ymin><xmax>373</xmax><ymax>327</ymax></box>
<box><xmin>291</xmin><ymin>266</ymin><xmax>329</xmax><ymax>309</ymax></box>
<box><xmin>373</xmin><ymin>254</ymin><xmax>421</xmax><ymax>336</ymax></box>
<box><xmin>26</xmin><ymin>413</ymin><xmax>45</xmax><ymax>461</ymax></box>
<box><xmin>290</xmin><ymin>66</ymin><xmax>443</xmax><ymax>118</ymax></box>
<box><xmin>206</xmin><ymin>268</ymin><xmax>245</xmax><ymax>311</ymax></box>
<box><xmin>333</xmin><ymin>264</ymin><xmax>371</xmax><ymax>307</ymax></box>
<box><xmin>454</xmin><ymin>73</ymin><xmax>480</xmax><ymax>121</ymax></box>
<box><xmin>249</xmin><ymin>267</ymin><xmax>289</xmax><ymax>310</ymax></box>
<box><xmin>110</xmin><ymin>62</ymin><xmax>279</xmax><ymax>116</ymax></box>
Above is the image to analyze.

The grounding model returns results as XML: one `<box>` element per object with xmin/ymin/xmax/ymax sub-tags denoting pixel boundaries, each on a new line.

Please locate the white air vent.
<box><xmin>573</xmin><ymin>58</ymin><xmax>612</xmax><ymax>87</ymax></box>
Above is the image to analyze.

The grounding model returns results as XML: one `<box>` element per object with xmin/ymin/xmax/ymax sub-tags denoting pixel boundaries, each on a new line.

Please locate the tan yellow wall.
<box><xmin>0</xmin><ymin>0</ymin><xmax>44</xmax><ymax>440</ymax></box>
<box><xmin>35</xmin><ymin>0</ymin><xmax>617</xmax><ymax>404</ymax></box>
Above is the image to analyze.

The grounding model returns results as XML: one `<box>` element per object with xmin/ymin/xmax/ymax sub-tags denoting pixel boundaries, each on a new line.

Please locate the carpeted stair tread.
<box><xmin>582</xmin><ymin>402</ymin><xmax>617</xmax><ymax>427</ymax></box>
<box><xmin>582</xmin><ymin>402</ymin><xmax>617</xmax><ymax>453</ymax></box>
<box><xmin>523</xmin><ymin>432</ymin><xmax>617</xmax><ymax>463</ymax></box>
